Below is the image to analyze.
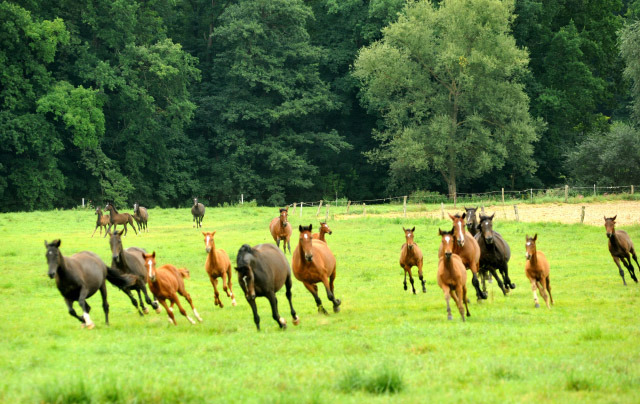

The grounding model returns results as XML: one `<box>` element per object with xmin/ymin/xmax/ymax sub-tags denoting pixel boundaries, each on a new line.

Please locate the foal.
<box><xmin>91</xmin><ymin>207</ymin><xmax>110</xmax><ymax>238</ymax></box>
<box><xmin>203</xmin><ymin>231</ymin><xmax>236</xmax><ymax>307</ymax></box>
<box><xmin>142</xmin><ymin>252</ymin><xmax>202</xmax><ymax>325</ymax></box>
<box><xmin>524</xmin><ymin>234</ymin><xmax>553</xmax><ymax>308</ymax></box>
<box><xmin>312</xmin><ymin>222</ymin><xmax>333</xmax><ymax>242</ymax></box>
<box><xmin>399</xmin><ymin>227</ymin><xmax>426</xmax><ymax>294</ymax></box>
<box><xmin>104</xmin><ymin>203</ymin><xmax>137</xmax><ymax>237</ymax></box>
<box><xmin>437</xmin><ymin>229</ymin><xmax>470</xmax><ymax>321</ymax></box>
<box><xmin>269</xmin><ymin>207</ymin><xmax>292</xmax><ymax>254</ymax></box>
<box><xmin>604</xmin><ymin>216</ymin><xmax>640</xmax><ymax>285</ymax></box>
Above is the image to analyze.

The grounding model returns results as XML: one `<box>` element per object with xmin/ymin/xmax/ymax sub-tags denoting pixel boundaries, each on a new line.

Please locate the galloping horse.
<box><xmin>292</xmin><ymin>225</ymin><xmax>341</xmax><ymax>314</ymax></box>
<box><xmin>141</xmin><ymin>252</ymin><xmax>202</xmax><ymax>325</ymax></box>
<box><xmin>399</xmin><ymin>227</ymin><xmax>426</xmax><ymax>294</ymax></box>
<box><xmin>437</xmin><ymin>229</ymin><xmax>470</xmax><ymax>321</ymax></box>
<box><xmin>202</xmin><ymin>231</ymin><xmax>236</xmax><ymax>308</ymax></box>
<box><xmin>525</xmin><ymin>234</ymin><xmax>553</xmax><ymax>308</ymax></box>
<box><xmin>91</xmin><ymin>207</ymin><xmax>110</xmax><ymax>238</ymax></box>
<box><xmin>269</xmin><ymin>207</ymin><xmax>292</xmax><ymax>254</ymax></box>
<box><xmin>133</xmin><ymin>202</ymin><xmax>148</xmax><ymax>233</ymax></box>
<box><xmin>475</xmin><ymin>214</ymin><xmax>515</xmax><ymax>296</ymax></box>
<box><xmin>604</xmin><ymin>216</ymin><xmax>640</xmax><ymax>285</ymax></box>
<box><xmin>104</xmin><ymin>203</ymin><xmax>137</xmax><ymax>237</ymax></box>
<box><xmin>464</xmin><ymin>207</ymin><xmax>479</xmax><ymax>237</ymax></box>
<box><xmin>45</xmin><ymin>240</ymin><xmax>111</xmax><ymax>329</ymax></box>
<box><xmin>191</xmin><ymin>198</ymin><xmax>205</xmax><ymax>228</ymax></box>
<box><xmin>312</xmin><ymin>222</ymin><xmax>333</xmax><ymax>243</ymax></box>
<box><xmin>235</xmin><ymin>244</ymin><xmax>300</xmax><ymax>330</ymax></box>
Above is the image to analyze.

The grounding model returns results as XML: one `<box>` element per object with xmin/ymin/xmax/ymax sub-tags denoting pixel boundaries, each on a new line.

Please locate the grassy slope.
<box><xmin>0</xmin><ymin>205</ymin><xmax>639</xmax><ymax>403</ymax></box>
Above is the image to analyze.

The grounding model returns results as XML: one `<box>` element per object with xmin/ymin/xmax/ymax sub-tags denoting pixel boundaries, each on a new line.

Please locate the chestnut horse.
<box><xmin>104</xmin><ymin>203</ymin><xmax>137</xmax><ymax>237</ymax></box>
<box><xmin>203</xmin><ymin>231</ymin><xmax>236</xmax><ymax>307</ymax></box>
<box><xmin>141</xmin><ymin>252</ymin><xmax>202</xmax><ymax>325</ymax></box>
<box><xmin>269</xmin><ymin>207</ymin><xmax>292</xmax><ymax>254</ymax></box>
<box><xmin>192</xmin><ymin>198</ymin><xmax>205</xmax><ymax>228</ymax></box>
<box><xmin>312</xmin><ymin>222</ymin><xmax>333</xmax><ymax>242</ymax></box>
<box><xmin>604</xmin><ymin>216</ymin><xmax>640</xmax><ymax>285</ymax></box>
<box><xmin>437</xmin><ymin>229</ymin><xmax>470</xmax><ymax>321</ymax></box>
<box><xmin>91</xmin><ymin>207</ymin><xmax>110</xmax><ymax>238</ymax></box>
<box><xmin>399</xmin><ymin>226</ymin><xmax>426</xmax><ymax>294</ymax></box>
<box><xmin>439</xmin><ymin>213</ymin><xmax>486</xmax><ymax>300</ymax></box>
<box><xmin>292</xmin><ymin>225</ymin><xmax>341</xmax><ymax>314</ymax></box>
<box><xmin>133</xmin><ymin>202</ymin><xmax>148</xmax><ymax>233</ymax></box>
<box><xmin>525</xmin><ymin>234</ymin><xmax>553</xmax><ymax>308</ymax></box>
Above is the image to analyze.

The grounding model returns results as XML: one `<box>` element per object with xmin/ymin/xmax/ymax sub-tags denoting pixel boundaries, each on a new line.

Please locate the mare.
<box><xmin>604</xmin><ymin>216</ymin><xmax>640</xmax><ymax>285</ymax></box>
<box><xmin>524</xmin><ymin>234</ymin><xmax>553</xmax><ymax>308</ymax></box>
<box><xmin>464</xmin><ymin>207</ymin><xmax>479</xmax><ymax>237</ymax></box>
<box><xmin>45</xmin><ymin>240</ymin><xmax>110</xmax><ymax>329</ymax></box>
<box><xmin>474</xmin><ymin>214</ymin><xmax>515</xmax><ymax>296</ymax></box>
<box><xmin>108</xmin><ymin>230</ymin><xmax>157</xmax><ymax>315</ymax></box>
<box><xmin>91</xmin><ymin>207</ymin><xmax>110</xmax><ymax>238</ymax></box>
<box><xmin>437</xmin><ymin>229</ymin><xmax>470</xmax><ymax>321</ymax></box>
<box><xmin>104</xmin><ymin>203</ymin><xmax>137</xmax><ymax>237</ymax></box>
<box><xmin>269</xmin><ymin>207</ymin><xmax>292</xmax><ymax>254</ymax></box>
<box><xmin>399</xmin><ymin>226</ymin><xmax>426</xmax><ymax>294</ymax></box>
<box><xmin>133</xmin><ymin>202</ymin><xmax>148</xmax><ymax>233</ymax></box>
<box><xmin>439</xmin><ymin>213</ymin><xmax>486</xmax><ymax>300</ymax></box>
<box><xmin>141</xmin><ymin>252</ymin><xmax>202</xmax><ymax>325</ymax></box>
<box><xmin>203</xmin><ymin>231</ymin><xmax>236</xmax><ymax>307</ymax></box>
<box><xmin>312</xmin><ymin>222</ymin><xmax>333</xmax><ymax>242</ymax></box>
<box><xmin>235</xmin><ymin>244</ymin><xmax>300</xmax><ymax>330</ymax></box>
<box><xmin>292</xmin><ymin>225</ymin><xmax>341</xmax><ymax>314</ymax></box>
<box><xmin>191</xmin><ymin>198</ymin><xmax>205</xmax><ymax>228</ymax></box>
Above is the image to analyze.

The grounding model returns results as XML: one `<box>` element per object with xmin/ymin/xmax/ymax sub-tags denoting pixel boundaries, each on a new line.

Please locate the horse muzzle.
<box><xmin>206</xmin><ymin>247</ymin><xmax>211</xmax><ymax>253</ymax></box>
<box><xmin>606</xmin><ymin>233</ymin><xmax>612</xmax><ymax>238</ymax></box>
<box><xmin>305</xmin><ymin>254</ymin><xmax>313</xmax><ymax>262</ymax></box>
<box><xmin>525</xmin><ymin>253</ymin><xmax>531</xmax><ymax>260</ymax></box>
<box><xmin>149</xmin><ymin>275</ymin><xmax>157</xmax><ymax>282</ymax></box>
<box><xmin>48</xmin><ymin>270</ymin><xmax>56</xmax><ymax>279</ymax></box>
<box><xmin>408</xmin><ymin>244</ymin><xmax>414</xmax><ymax>250</ymax></box>
<box><xmin>485</xmin><ymin>236</ymin><xmax>494</xmax><ymax>244</ymax></box>
<box><xmin>444</xmin><ymin>252</ymin><xmax>452</xmax><ymax>259</ymax></box>
<box><xmin>457</xmin><ymin>239</ymin><xmax>465</xmax><ymax>247</ymax></box>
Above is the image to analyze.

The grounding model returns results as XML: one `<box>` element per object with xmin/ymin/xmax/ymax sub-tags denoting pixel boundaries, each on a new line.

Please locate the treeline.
<box><xmin>1</xmin><ymin>0</ymin><xmax>640</xmax><ymax>212</ymax></box>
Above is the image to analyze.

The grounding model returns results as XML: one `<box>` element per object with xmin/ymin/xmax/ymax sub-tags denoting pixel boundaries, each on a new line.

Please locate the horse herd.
<box><xmin>45</xmin><ymin>203</ymin><xmax>639</xmax><ymax>329</ymax></box>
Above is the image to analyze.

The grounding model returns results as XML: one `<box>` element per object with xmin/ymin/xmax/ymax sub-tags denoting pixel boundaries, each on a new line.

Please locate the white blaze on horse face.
<box><xmin>304</xmin><ymin>233</ymin><xmax>309</xmax><ymax>239</ymax></box>
<box><xmin>147</xmin><ymin>259</ymin><xmax>154</xmax><ymax>279</ymax></box>
<box><xmin>457</xmin><ymin>221</ymin><xmax>465</xmax><ymax>242</ymax></box>
<box><xmin>206</xmin><ymin>235</ymin><xmax>211</xmax><ymax>246</ymax></box>
<box><xmin>444</xmin><ymin>235</ymin><xmax>451</xmax><ymax>243</ymax></box>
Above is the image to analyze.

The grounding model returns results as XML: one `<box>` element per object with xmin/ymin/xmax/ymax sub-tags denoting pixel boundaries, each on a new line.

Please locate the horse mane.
<box><xmin>300</xmin><ymin>225</ymin><xmax>312</xmax><ymax>232</ymax></box>
<box><xmin>279</xmin><ymin>208</ymin><xmax>287</xmax><ymax>213</ymax></box>
<box><xmin>236</xmin><ymin>244</ymin><xmax>253</xmax><ymax>265</ymax></box>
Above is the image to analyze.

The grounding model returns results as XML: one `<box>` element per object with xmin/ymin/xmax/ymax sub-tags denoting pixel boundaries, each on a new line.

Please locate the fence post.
<box><xmin>300</xmin><ymin>202</ymin><xmax>303</xmax><ymax>218</ymax></box>
<box><xmin>453</xmin><ymin>191</ymin><xmax>457</xmax><ymax>209</ymax></box>
<box><xmin>530</xmin><ymin>188</ymin><xmax>533</xmax><ymax>201</ymax></box>
<box><xmin>593</xmin><ymin>184</ymin><xmax>596</xmax><ymax>197</ymax></box>
<box><xmin>346</xmin><ymin>200</ymin><xmax>351</xmax><ymax>214</ymax></box>
<box><xmin>325</xmin><ymin>204</ymin><xmax>330</xmax><ymax>222</ymax></box>
<box><xmin>632</xmin><ymin>185</ymin><xmax>635</xmax><ymax>195</ymax></box>
<box><xmin>581</xmin><ymin>206</ymin><xmax>586</xmax><ymax>223</ymax></box>
<box><xmin>363</xmin><ymin>203</ymin><xmax>366</xmax><ymax>217</ymax></box>
<box><xmin>501</xmin><ymin>188</ymin><xmax>505</xmax><ymax>204</ymax></box>
<box><xmin>514</xmin><ymin>205</ymin><xmax>519</xmax><ymax>222</ymax></box>
<box><xmin>316</xmin><ymin>200</ymin><xmax>323</xmax><ymax>217</ymax></box>
<box><xmin>441</xmin><ymin>203</ymin><xmax>444</xmax><ymax>219</ymax></box>
<box><xmin>403</xmin><ymin>196</ymin><xmax>407</xmax><ymax>218</ymax></box>
<box><xmin>82</xmin><ymin>198</ymin><xmax>85</xmax><ymax>208</ymax></box>
<box><xmin>564</xmin><ymin>185</ymin><xmax>568</xmax><ymax>203</ymax></box>
<box><xmin>241</xmin><ymin>194</ymin><xmax>244</xmax><ymax>205</ymax></box>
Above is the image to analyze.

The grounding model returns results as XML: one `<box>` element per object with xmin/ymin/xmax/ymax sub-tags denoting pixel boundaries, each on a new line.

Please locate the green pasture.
<box><xmin>0</xmin><ymin>205</ymin><xmax>639</xmax><ymax>403</ymax></box>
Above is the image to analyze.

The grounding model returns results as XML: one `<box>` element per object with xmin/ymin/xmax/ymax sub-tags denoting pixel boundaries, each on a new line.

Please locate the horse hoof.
<box><xmin>318</xmin><ymin>306</ymin><xmax>328</xmax><ymax>315</ymax></box>
<box><xmin>422</xmin><ymin>288</ymin><xmax>426</xmax><ymax>293</ymax></box>
<box><xmin>143</xmin><ymin>307</ymin><xmax>149</xmax><ymax>315</ymax></box>
<box><xmin>86</xmin><ymin>323</ymin><xmax>95</xmax><ymax>330</ymax></box>
<box><xmin>333</xmin><ymin>305</ymin><xmax>340</xmax><ymax>313</ymax></box>
<box><xmin>510</xmin><ymin>283</ymin><xmax>516</xmax><ymax>289</ymax></box>
<box><xmin>231</xmin><ymin>299</ymin><xmax>237</xmax><ymax>306</ymax></box>
<box><xmin>403</xmin><ymin>284</ymin><xmax>407</xmax><ymax>291</ymax></box>
<box><xmin>155</xmin><ymin>307</ymin><xmax>162</xmax><ymax>314</ymax></box>
<box><xmin>447</xmin><ymin>315</ymin><xmax>453</xmax><ymax>320</ymax></box>
<box><xmin>293</xmin><ymin>316</ymin><xmax>300</xmax><ymax>326</ymax></box>
<box><xmin>535</xmin><ymin>303</ymin><xmax>540</xmax><ymax>308</ymax></box>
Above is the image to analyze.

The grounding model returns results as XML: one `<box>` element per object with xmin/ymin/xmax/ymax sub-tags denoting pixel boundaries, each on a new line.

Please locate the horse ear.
<box><xmin>476</xmin><ymin>223</ymin><xmax>482</xmax><ymax>230</ymax></box>
<box><xmin>402</xmin><ymin>226</ymin><xmax>406</xmax><ymax>232</ymax></box>
<box><xmin>461</xmin><ymin>212</ymin><xmax>466</xmax><ymax>219</ymax></box>
<box><xmin>53</xmin><ymin>239</ymin><xmax>61</xmax><ymax>247</ymax></box>
<box><xmin>534</xmin><ymin>233</ymin><xmax>537</xmax><ymax>241</ymax></box>
<box><xmin>448</xmin><ymin>213</ymin><xmax>454</xmax><ymax>220</ymax></box>
<box><xmin>613</xmin><ymin>215</ymin><xmax>617</xmax><ymax>221</ymax></box>
<box><xmin>525</xmin><ymin>234</ymin><xmax>528</xmax><ymax>240</ymax></box>
<box><xmin>438</xmin><ymin>228</ymin><xmax>443</xmax><ymax>235</ymax></box>
<box><xmin>202</xmin><ymin>232</ymin><xmax>206</xmax><ymax>237</ymax></box>
<box><xmin>212</xmin><ymin>231</ymin><xmax>216</xmax><ymax>236</ymax></box>
<box><xmin>489</xmin><ymin>213</ymin><xmax>495</xmax><ymax>220</ymax></box>
<box><xmin>44</xmin><ymin>240</ymin><xmax>48</xmax><ymax>247</ymax></box>
<box><xmin>299</xmin><ymin>225</ymin><xmax>303</xmax><ymax>232</ymax></box>
<box><xmin>411</xmin><ymin>227</ymin><xmax>415</xmax><ymax>232</ymax></box>
<box><xmin>152</xmin><ymin>251</ymin><xmax>156</xmax><ymax>258</ymax></box>
<box><xmin>309</xmin><ymin>224</ymin><xmax>313</xmax><ymax>232</ymax></box>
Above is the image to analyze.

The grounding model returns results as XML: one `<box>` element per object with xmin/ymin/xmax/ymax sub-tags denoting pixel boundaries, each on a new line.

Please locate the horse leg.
<box><xmin>546</xmin><ymin>276</ymin><xmax>554</xmax><ymax>305</ymax></box>
<box><xmin>99</xmin><ymin>282</ymin><xmax>109</xmax><ymax>325</ymax></box>
<box><xmin>631</xmin><ymin>248</ymin><xmax>640</xmax><ymax>275</ymax></box>
<box><xmin>136</xmin><ymin>289</ymin><xmax>149</xmax><ymax>314</ymax></box>
<box><xmin>452</xmin><ymin>285</ymin><xmax>466</xmax><ymax>322</ymax></box>
<box><xmin>538</xmin><ymin>278</ymin><xmax>551</xmax><ymax>309</ymax></box>
<box><xmin>77</xmin><ymin>289</ymin><xmax>95</xmax><ymax>329</ymax></box>
<box><xmin>471</xmin><ymin>270</ymin><xmax>486</xmax><ymax>300</ymax></box>
<box><xmin>209</xmin><ymin>276</ymin><xmax>223</xmax><ymax>308</ymax></box>
<box><xmin>247</xmin><ymin>297</ymin><xmax>260</xmax><ymax>331</ymax></box>
<box><xmin>321</xmin><ymin>275</ymin><xmax>341</xmax><ymax>313</ymax></box>
<box><xmin>501</xmin><ymin>264</ymin><xmax>515</xmax><ymax>289</ymax></box>
<box><xmin>489</xmin><ymin>268</ymin><xmax>508</xmax><ymax>295</ymax></box>
<box><xmin>171</xmin><ymin>294</ymin><xmax>195</xmax><ymax>325</ymax></box>
<box><xmin>613</xmin><ymin>256</ymin><xmax>627</xmax><ymax>285</ymax></box>
<box><xmin>621</xmin><ymin>255</ymin><xmax>638</xmax><ymax>283</ymax></box>
<box><xmin>266</xmin><ymin>292</ymin><xmax>286</xmax><ymax>329</ymax></box>
<box><xmin>417</xmin><ymin>259</ymin><xmax>426</xmax><ymax>293</ymax></box>
<box><xmin>178</xmin><ymin>285</ymin><xmax>202</xmax><ymax>322</ymax></box>
<box><xmin>462</xmin><ymin>285</ymin><xmax>470</xmax><ymax>317</ymax></box>
<box><xmin>104</xmin><ymin>223</ymin><xmax>112</xmax><ymax>238</ymax></box>
<box><xmin>406</xmin><ymin>267</ymin><xmax>416</xmax><ymax>294</ymax></box>
<box><xmin>287</xmin><ymin>238</ymin><xmax>291</xmax><ymax>255</ymax></box>
<box><xmin>129</xmin><ymin>217</ymin><xmax>138</xmax><ymax>235</ymax></box>
<box><xmin>91</xmin><ymin>225</ymin><xmax>99</xmax><ymax>238</ymax></box>
<box><xmin>221</xmin><ymin>268</ymin><xmax>237</xmax><ymax>306</ymax></box>
<box><xmin>158</xmin><ymin>298</ymin><xmax>176</xmax><ymax>325</ymax></box>
<box><xmin>122</xmin><ymin>288</ymin><xmax>143</xmax><ymax>315</ymax></box>
<box><xmin>302</xmin><ymin>282</ymin><xmax>327</xmax><ymax>314</ymax></box>
<box><xmin>402</xmin><ymin>267</ymin><xmax>408</xmax><ymax>291</ymax></box>
<box><xmin>442</xmin><ymin>286</ymin><xmax>453</xmax><ymax>320</ymax></box>
<box><xmin>64</xmin><ymin>298</ymin><xmax>85</xmax><ymax>324</ymax></box>
<box><xmin>285</xmin><ymin>274</ymin><xmax>299</xmax><ymax>325</ymax></box>
<box><xmin>328</xmin><ymin>270</ymin><xmax>340</xmax><ymax>312</ymax></box>
<box><xmin>530</xmin><ymin>278</ymin><xmax>540</xmax><ymax>308</ymax></box>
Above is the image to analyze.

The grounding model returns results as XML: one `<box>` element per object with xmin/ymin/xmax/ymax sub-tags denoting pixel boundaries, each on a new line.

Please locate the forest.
<box><xmin>2</xmin><ymin>0</ymin><xmax>640</xmax><ymax>211</ymax></box>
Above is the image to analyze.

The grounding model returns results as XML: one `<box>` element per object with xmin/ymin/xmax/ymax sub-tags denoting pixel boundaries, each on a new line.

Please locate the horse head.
<box><xmin>438</xmin><ymin>228</ymin><xmax>455</xmax><ymax>259</ymax></box>
<box><xmin>108</xmin><ymin>230</ymin><xmax>125</xmax><ymax>263</ymax></box>
<box><xmin>464</xmin><ymin>206</ymin><xmax>478</xmax><ymax>233</ymax></box>
<box><xmin>235</xmin><ymin>244</ymin><xmax>256</xmax><ymax>300</ymax></box>
<box><xmin>449</xmin><ymin>213</ymin><xmax>466</xmax><ymax>247</ymax></box>
<box><xmin>478</xmin><ymin>214</ymin><xmax>496</xmax><ymax>244</ymax></box>
<box><xmin>202</xmin><ymin>231</ymin><xmax>217</xmax><ymax>253</ymax></box>
<box><xmin>299</xmin><ymin>224</ymin><xmax>314</xmax><ymax>261</ymax></box>
<box><xmin>279</xmin><ymin>208</ymin><xmax>289</xmax><ymax>228</ymax></box>
<box><xmin>403</xmin><ymin>226</ymin><xmax>416</xmax><ymax>250</ymax></box>
<box><xmin>193</xmin><ymin>197</ymin><xmax>199</xmax><ymax>207</ymax></box>
<box><xmin>142</xmin><ymin>251</ymin><xmax>157</xmax><ymax>282</ymax></box>
<box><xmin>604</xmin><ymin>215</ymin><xmax>617</xmax><ymax>238</ymax></box>
<box><xmin>319</xmin><ymin>222</ymin><xmax>332</xmax><ymax>235</ymax></box>
<box><xmin>525</xmin><ymin>234</ymin><xmax>538</xmax><ymax>261</ymax></box>
<box><xmin>44</xmin><ymin>239</ymin><xmax>62</xmax><ymax>279</ymax></box>
<box><xmin>133</xmin><ymin>202</ymin><xmax>139</xmax><ymax>215</ymax></box>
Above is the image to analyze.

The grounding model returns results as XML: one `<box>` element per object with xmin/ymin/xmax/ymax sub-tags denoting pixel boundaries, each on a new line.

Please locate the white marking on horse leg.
<box><xmin>168</xmin><ymin>307</ymin><xmax>173</xmax><ymax>313</ymax></box>
<box><xmin>533</xmin><ymin>290</ymin><xmax>539</xmax><ymax>307</ymax></box>
<box><xmin>231</xmin><ymin>297</ymin><xmax>237</xmax><ymax>306</ymax></box>
<box><xmin>279</xmin><ymin>317</ymin><xmax>286</xmax><ymax>325</ymax></box>
<box><xmin>187</xmin><ymin>315</ymin><xmax>196</xmax><ymax>324</ymax></box>
<box><xmin>193</xmin><ymin>308</ymin><xmax>202</xmax><ymax>322</ymax></box>
<box><xmin>83</xmin><ymin>313</ymin><xmax>95</xmax><ymax>329</ymax></box>
<box><xmin>168</xmin><ymin>317</ymin><xmax>176</xmax><ymax>325</ymax></box>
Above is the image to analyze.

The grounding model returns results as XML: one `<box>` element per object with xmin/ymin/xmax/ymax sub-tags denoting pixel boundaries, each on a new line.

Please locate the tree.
<box><xmin>353</xmin><ymin>0</ymin><xmax>541</xmax><ymax>196</ymax></box>
<box><xmin>620</xmin><ymin>20</ymin><xmax>640</xmax><ymax>121</ymax></box>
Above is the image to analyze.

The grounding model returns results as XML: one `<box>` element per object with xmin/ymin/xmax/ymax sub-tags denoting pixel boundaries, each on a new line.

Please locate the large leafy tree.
<box><xmin>620</xmin><ymin>20</ymin><xmax>640</xmax><ymax>121</ymax></box>
<box><xmin>353</xmin><ymin>0</ymin><xmax>541</xmax><ymax>196</ymax></box>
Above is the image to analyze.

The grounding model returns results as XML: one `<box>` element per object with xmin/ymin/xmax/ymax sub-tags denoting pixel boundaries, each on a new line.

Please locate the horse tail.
<box><xmin>127</xmin><ymin>214</ymin><xmax>138</xmax><ymax>234</ymax></box>
<box><xmin>178</xmin><ymin>267</ymin><xmax>190</xmax><ymax>279</ymax></box>
<box><xmin>106</xmin><ymin>266</ymin><xmax>137</xmax><ymax>289</ymax></box>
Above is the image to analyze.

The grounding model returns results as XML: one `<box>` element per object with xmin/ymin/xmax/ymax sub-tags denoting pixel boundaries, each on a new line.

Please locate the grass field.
<box><xmin>1</xmin><ymin>204</ymin><xmax>639</xmax><ymax>403</ymax></box>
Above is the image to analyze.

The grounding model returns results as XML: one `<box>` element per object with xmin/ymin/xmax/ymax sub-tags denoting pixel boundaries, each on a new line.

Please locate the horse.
<box><xmin>203</xmin><ymin>231</ymin><xmax>236</xmax><ymax>307</ymax></box>
<box><xmin>292</xmin><ymin>225</ymin><xmax>341</xmax><ymax>314</ymax></box>
<box><xmin>312</xmin><ymin>222</ymin><xmax>333</xmax><ymax>243</ymax></box>
<box><xmin>525</xmin><ymin>234</ymin><xmax>553</xmax><ymax>308</ymax></box>
<box><xmin>108</xmin><ymin>230</ymin><xmax>157</xmax><ymax>315</ymax></box>
<box><xmin>437</xmin><ymin>229</ymin><xmax>470</xmax><ymax>321</ymax></box>
<box><xmin>91</xmin><ymin>207</ymin><xmax>110</xmax><ymax>238</ymax></box>
<box><xmin>191</xmin><ymin>198</ymin><xmax>205</xmax><ymax>228</ymax></box>
<box><xmin>399</xmin><ymin>226</ymin><xmax>426</xmax><ymax>294</ymax></box>
<box><xmin>269</xmin><ymin>207</ymin><xmax>292</xmax><ymax>254</ymax></box>
<box><xmin>235</xmin><ymin>243</ymin><xmax>300</xmax><ymax>330</ymax></box>
<box><xmin>104</xmin><ymin>202</ymin><xmax>137</xmax><ymax>237</ymax></box>
<box><xmin>604</xmin><ymin>216</ymin><xmax>640</xmax><ymax>285</ymax></box>
<box><xmin>141</xmin><ymin>252</ymin><xmax>202</xmax><ymax>325</ymax></box>
<box><xmin>45</xmin><ymin>240</ymin><xmax>110</xmax><ymax>329</ymax></box>
<box><xmin>464</xmin><ymin>207</ymin><xmax>479</xmax><ymax>237</ymax></box>
<box><xmin>438</xmin><ymin>213</ymin><xmax>486</xmax><ymax>300</ymax></box>
<box><xmin>133</xmin><ymin>202</ymin><xmax>148</xmax><ymax>233</ymax></box>
<box><xmin>474</xmin><ymin>214</ymin><xmax>515</xmax><ymax>296</ymax></box>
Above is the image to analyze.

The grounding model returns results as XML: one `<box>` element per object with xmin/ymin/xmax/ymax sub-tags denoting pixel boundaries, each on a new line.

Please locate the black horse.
<box><xmin>108</xmin><ymin>230</ymin><xmax>158</xmax><ymax>315</ymax></box>
<box><xmin>235</xmin><ymin>243</ymin><xmax>299</xmax><ymax>331</ymax></box>
<box><xmin>45</xmin><ymin>240</ymin><xmax>112</xmax><ymax>328</ymax></box>
<box><xmin>474</xmin><ymin>214</ymin><xmax>516</xmax><ymax>296</ymax></box>
<box><xmin>191</xmin><ymin>198</ymin><xmax>205</xmax><ymax>228</ymax></box>
<box><xmin>133</xmin><ymin>202</ymin><xmax>149</xmax><ymax>233</ymax></box>
<box><xmin>464</xmin><ymin>206</ymin><xmax>479</xmax><ymax>237</ymax></box>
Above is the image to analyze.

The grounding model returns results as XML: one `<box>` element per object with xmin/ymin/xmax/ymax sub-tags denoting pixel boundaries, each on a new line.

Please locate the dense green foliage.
<box><xmin>1</xmin><ymin>0</ymin><xmax>639</xmax><ymax>211</ymax></box>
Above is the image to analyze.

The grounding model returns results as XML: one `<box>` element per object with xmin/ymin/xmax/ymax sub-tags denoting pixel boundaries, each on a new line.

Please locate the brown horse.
<box><xmin>437</xmin><ymin>229</ymin><xmax>470</xmax><ymax>321</ymax></box>
<box><xmin>312</xmin><ymin>222</ymin><xmax>333</xmax><ymax>242</ymax></box>
<box><xmin>604</xmin><ymin>216</ymin><xmax>640</xmax><ymax>285</ymax></box>
<box><xmin>133</xmin><ymin>202</ymin><xmax>148</xmax><ymax>233</ymax></box>
<box><xmin>104</xmin><ymin>203</ymin><xmax>137</xmax><ymax>237</ymax></box>
<box><xmin>141</xmin><ymin>252</ymin><xmax>202</xmax><ymax>325</ymax></box>
<box><xmin>91</xmin><ymin>207</ymin><xmax>110</xmax><ymax>238</ymax></box>
<box><xmin>399</xmin><ymin>226</ymin><xmax>426</xmax><ymax>294</ymax></box>
<box><xmin>439</xmin><ymin>213</ymin><xmax>486</xmax><ymax>300</ymax></box>
<box><xmin>203</xmin><ymin>231</ymin><xmax>236</xmax><ymax>307</ymax></box>
<box><xmin>192</xmin><ymin>198</ymin><xmax>205</xmax><ymax>228</ymax></box>
<box><xmin>525</xmin><ymin>234</ymin><xmax>553</xmax><ymax>308</ymax></box>
<box><xmin>292</xmin><ymin>225</ymin><xmax>341</xmax><ymax>314</ymax></box>
<box><xmin>269</xmin><ymin>207</ymin><xmax>292</xmax><ymax>254</ymax></box>
<box><xmin>464</xmin><ymin>207</ymin><xmax>479</xmax><ymax>237</ymax></box>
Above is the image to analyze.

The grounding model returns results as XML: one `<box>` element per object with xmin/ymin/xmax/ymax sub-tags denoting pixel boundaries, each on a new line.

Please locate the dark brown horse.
<box><xmin>108</xmin><ymin>230</ymin><xmax>157</xmax><ymax>314</ymax></box>
<box><xmin>464</xmin><ymin>207</ymin><xmax>479</xmax><ymax>237</ymax></box>
<box><xmin>474</xmin><ymin>214</ymin><xmax>515</xmax><ymax>296</ymax></box>
<box><xmin>312</xmin><ymin>222</ymin><xmax>333</xmax><ymax>242</ymax></box>
<box><xmin>525</xmin><ymin>234</ymin><xmax>553</xmax><ymax>308</ymax></box>
<box><xmin>45</xmin><ymin>240</ymin><xmax>110</xmax><ymax>329</ymax></box>
<box><xmin>191</xmin><ymin>198</ymin><xmax>205</xmax><ymax>228</ymax></box>
<box><xmin>104</xmin><ymin>203</ymin><xmax>137</xmax><ymax>237</ymax></box>
<box><xmin>142</xmin><ymin>252</ymin><xmax>202</xmax><ymax>325</ymax></box>
<box><xmin>235</xmin><ymin>243</ymin><xmax>300</xmax><ymax>330</ymax></box>
<box><xmin>399</xmin><ymin>226</ymin><xmax>426</xmax><ymax>294</ymax></box>
<box><xmin>604</xmin><ymin>216</ymin><xmax>639</xmax><ymax>285</ymax></box>
<box><xmin>437</xmin><ymin>229</ymin><xmax>470</xmax><ymax>321</ymax></box>
<box><xmin>269</xmin><ymin>207</ymin><xmax>292</xmax><ymax>254</ymax></box>
<box><xmin>292</xmin><ymin>225</ymin><xmax>341</xmax><ymax>314</ymax></box>
<box><xmin>133</xmin><ymin>202</ymin><xmax>148</xmax><ymax>233</ymax></box>
<box><xmin>91</xmin><ymin>207</ymin><xmax>110</xmax><ymax>238</ymax></box>
<box><xmin>203</xmin><ymin>231</ymin><xmax>236</xmax><ymax>307</ymax></box>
